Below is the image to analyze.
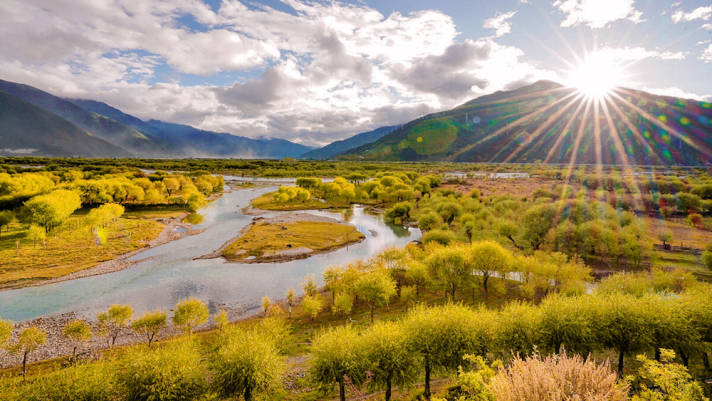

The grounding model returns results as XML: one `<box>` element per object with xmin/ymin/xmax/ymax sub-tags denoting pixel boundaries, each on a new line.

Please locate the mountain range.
<box><xmin>342</xmin><ymin>81</ymin><xmax>712</xmax><ymax>165</ymax></box>
<box><xmin>1</xmin><ymin>78</ymin><xmax>710</xmax><ymax>165</ymax></box>
<box><xmin>0</xmin><ymin>79</ymin><xmax>312</xmax><ymax>159</ymax></box>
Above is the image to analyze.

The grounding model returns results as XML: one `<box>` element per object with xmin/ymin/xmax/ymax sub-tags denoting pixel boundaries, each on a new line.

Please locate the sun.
<box><xmin>566</xmin><ymin>51</ymin><xmax>625</xmax><ymax>100</ymax></box>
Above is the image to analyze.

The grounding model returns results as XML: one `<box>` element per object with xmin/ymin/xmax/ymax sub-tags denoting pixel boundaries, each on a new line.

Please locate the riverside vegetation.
<box><xmin>0</xmin><ymin>158</ymin><xmax>711</xmax><ymax>400</ymax></box>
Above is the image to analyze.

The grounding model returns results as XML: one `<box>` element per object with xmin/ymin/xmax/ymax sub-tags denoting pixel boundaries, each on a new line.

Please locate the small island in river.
<box><xmin>204</xmin><ymin>213</ymin><xmax>365</xmax><ymax>263</ymax></box>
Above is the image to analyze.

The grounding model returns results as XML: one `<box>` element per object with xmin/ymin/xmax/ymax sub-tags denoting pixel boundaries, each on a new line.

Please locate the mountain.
<box><xmin>0</xmin><ymin>91</ymin><xmax>130</xmax><ymax>157</ymax></box>
<box><xmin>342</xmin><ymin>80</ymin><xmax>712</xmax><ymax>166</ymax></box>
<box><xmin>0</xmin><ymin>80</ymin><xmax>161</xmax><ymax>155</ymax></box>
<box><xmin>300</xmin><ymin>125</ymin><xmax>400</xmax><ymax>160</ymax></box>
<box><xmin>68</xmin><ymin>99</ymin><xmax>312</xmax><ymax>158</ymax></box>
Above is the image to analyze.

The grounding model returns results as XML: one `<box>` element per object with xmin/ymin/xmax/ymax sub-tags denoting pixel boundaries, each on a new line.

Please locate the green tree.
<box><xmin>62</xmin><ymin>319</ymin><xmax>91</xmax><ymax>359</ymax></box>
<box><xmin>425</xmin><ymin>246</ymin><xmax>469</xmax><ymax>299</ymax></box>
<box><xmin>9</xmin><ymin>326</ymin><xmax>46</xmax><ymax>378</ymax></box>
<box><xmin>116</xmin><ymin>339</ymin><xmax>207</xmax><ymax>401</ymax></box>
<box><xmin>212</xmin><ymin>328</ymin><xmax>284</xmax><ymax>401</ymax></box>
<box><xmin>302</xmin><ymin>274</ymin><xmax>318</xmax><ymax>296</ymax></box>
<box><xmin>310</xmin><ymin>325</ymin><xmax>367</xmax><ymax>401</ymax></box>
<box><xmin>538</xmin><ymin>295</ymin><xmax>595</xmax><ymax>354</ymax></box>
<box><xmin>360</xmin><ymin>321</ymin><xmax>417</xmax><ymax>401</ymax></box>
<box><xmin>332</xmin><ymin>292</ymin><xmax>354</xmax><ymax>319</ymax></box>
<box><xmin>354</xmin><ymin>269</ymin><xmax>396</xmax><ymax>323</ymax></box>
<box><xmin>26</xmin><ymin>224</ymin><xmax>45</xmax><ymax>248</ymax></box>
<box><xmin>21</xmin><ymin>189</ymin><xmax>81</xmax><ymax>232</ymax></box>
<box><xmin>468</xmin><ymin>241</ymin><xmax>511</xmax><ymax>298</ymax></box>
<box><xmin>520</xmin><ymin>203</ymin><xmax>557</xmax><ymax>250</ymax></box>
<box><xmin>302</xmin><ymin>294</ymin><xmax>325</xmax><ymax>320</ymax></box>
<box><xmin>172</xmin><ymin>298</ymin><xmax>209</xmax><ymax>335</ymax></box>
<box><xmin>0</xmin><ymin>210</ymin><xmax>15</xmax><ymax>239</ymax></box>
<box><xmin>131</xmin><ymin>311</ymin><xmax>167</xmax><ymax>348</ymax></box>
<box><xmin>494</xmin><ymin>301</ymin><xmax>542</xmax><ymax>357</ymax></box>
<box><xmin>97</xmin><ymin>304</ymin><xmax>133</xmax><ymax>346</ymax></box>
<box><xmin>417</xmin><ymin>211</ymin><xmax>442</xmax><ymax>232</ymax></box>
<box><xmin>404</xmin><ymin>305</ymin><xmax>489</xmax><ymax>399</ymax></box>
<box><xmin>629</xmin><ymin>349</ymin><xmax>708</xmax><ymax>401</ymax></box>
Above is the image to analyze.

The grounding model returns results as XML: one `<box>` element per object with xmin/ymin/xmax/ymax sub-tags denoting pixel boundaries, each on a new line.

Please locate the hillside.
<box><xmin>70</xmin><ymin>99</ymin><xmax>313</xmax><ymax>158</ymax></box>
<box><xmin>0</xmin><ymin>91</ymin><xmax>130</xmax><ymax>157</ymax></box>
<box><xmin>343</xmin><ymin>80</ymin><xmax>712</xmax><ymax>165</ymax></box>
<box><xmin>0</xmin><ymin>80</ymin><xmax>161</xmax><ymax>156</ymax></box>
<box><xmin>300</xmin><ymin>125</ymin><xmax>399</xmax><ymax>160</ymax></box>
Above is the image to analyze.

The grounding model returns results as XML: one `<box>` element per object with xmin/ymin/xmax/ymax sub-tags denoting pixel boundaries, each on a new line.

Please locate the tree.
<box><xmin>360</xmin><ymin>321</ymin><xmax>417</xmax><ymax>401</ymax></box>
<box><xmin>302</xmin><ymin>274</ymin><xmax>317</xmax><ymax>296</ymax></box>
<box><xmin>214</xmin><ymin>309</ymin><xmax>229</xmax><ymax>330</ymax></box>
<box><xmin>172</xmin><ymin>298</ymin><xmax>209</xmax><ymax>335</ymax></box>
<box><xmin>520</xmin><ymin>203</ymin><xmax>557</xmax><ymax>250</ymax></box>
<box><xmin>468</xmin><ymin>241</ymin><xmax>511</xmax><ymax>298</ymax></box>
<box><xmin>0</xmin><ymin>318</ymin><xmax>12</xmax><ymax>347</ymax></box>
<box><xmin>417</xmin><ymin>211</ymin><xmax>442</xmax><ymax>232</ymax></box>
<box><xmin>117</xmin><ymin>339</ymin><xmax>207</xmax><ymax>401</ymax></box>
<box><xmin>9</xmin><ymin>326</ymin><xmax>47</xmax><ymax>379</ymax></box>
<box><xmin>404</xmin><ymin>305</ymin><xmax>488</xmax><ymax>399</ymax></box>
<box><xmin>286</xmin><ymin>288</ymin><xmax>295</xmax><ymax>318</ymax></box>
<box><xmin>163</xmin><ymin>177</ymin><xmax>180</xmax><ymax>196</ymax></box>
<box><xmin>702</xmin><ymin>246</ymin><xmax>712</xmax><ymax>270</ymax></box>
<box><xmin>425</xmin><ymin>246</ymin><xmax>469</xmax><ymax>299</ymax></box>
<box><xmin>538</xmin><ymin>295</ymin><xmax>596</xmax><ymax>354</ymax></box>
<box><xmin>310</xmin><ymin>325</ymin><xmax>367</xmax><ymax>401</ymax></box>
<box><xmin>494</xmin><ymin>301</ymin><xmax>542</xmax><ymax>358</ymax></box>
<box><xmin>97</xmin><ymin>304</ymin><xmax>133</xmax><ymax>346</ymax></box>
<box><xmin>212</xmin><ymin>328</ymin><xmax>284</xmax><ymax>401</ymax></box>
<box><xmin>354</xmin><ymin>269</ymin><xmax>396</xmax><ymax>323</ymax></box>
<box><xmin>302</xmin><ymin>294</ymin><xmax>324</xmax><ymax>320</ymax></box>
<box><xmin>404</xmin><ymin>259</ymin><xmax>428</xmax><ymax>298</ymax></box>
<box><xmin>658</xmin><ymin>232</ymin><xmax>673</xmax><ymax>249</ymax></box>
<box><xmin>21</xmin><ymin>189</ymin><xmax>81</xmax><ymax>232</ymax></box>
<box><xmin>629</xmin><ymin>349</ymin><xmax>707</xmax><ymax>401</ymax></box>
<box><xmin>62</xmin><ymin>319</ymin><xmax>91</xmax><ymax>359</ymax></box>
<box><xmin>262</xmin><ymin>296</ymin><xmax>271</xmax><ymax>316</ymax></box>
<box><xmin>0</xmin><ymin>210</ymin><xmax>15</xmax><ymax>239</ymax></box>
<box><xmin>27</xmin><ymin>224</ymin><xmax>45</xmax><ymax>248</ymax></box>
<box><xmin>131</xmin><ymin>311</ymin><xmax>167</xmax><ymax>348</ymax></box>
<box><xmin>592</xmin><ymin>293</ymin><xmax>654</xmax><ymax>375</ymax></box>
<box><xmin>332</xmin><ymin>292</ymin><xmax>354</xmax><ymax>319</ymax></box>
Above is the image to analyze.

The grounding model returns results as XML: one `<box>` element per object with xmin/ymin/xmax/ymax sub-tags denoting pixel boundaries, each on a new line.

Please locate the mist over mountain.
<box><xmin>342</xmin><ymin>81</ymin><xmax>712</xmax><ymax>166</ymax></box>
<box><xmin>0</xmin><ymin>79</ymin><xmax>312</xmax><ymax>159</ymax></box>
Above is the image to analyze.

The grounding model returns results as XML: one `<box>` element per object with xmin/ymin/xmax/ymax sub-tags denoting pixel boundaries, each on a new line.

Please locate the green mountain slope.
<box><xmin>300</xmin><ymin>125</ymin><xmax>400</xmax><ymax>160</ymax></box>
<box><xmin>0</xmin><ymin>91</ymin><xmax>130</xmax><ymax>157</ymax></box>
<box><xmin>343</xmin><ymin>81</ymin><xmax>712</xmax><ymax>166</ymax></box>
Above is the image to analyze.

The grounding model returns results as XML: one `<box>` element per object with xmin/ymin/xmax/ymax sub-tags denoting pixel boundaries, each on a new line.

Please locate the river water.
<box><xmin>0</xmin><ymin>185</ymin><xmax>420</xmax><ymax>321</ymax></box>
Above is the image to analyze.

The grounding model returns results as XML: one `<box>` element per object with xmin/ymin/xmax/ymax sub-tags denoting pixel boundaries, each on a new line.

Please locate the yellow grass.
<box><xmin>0</xmin><ymin>216</ymin><xmax>163</xmax><ymax>288</ymax></box>
<box><xmin>222</xmin><ymin>221</ymin><xmax>364</xmax><ymax>261</ymax></box>
<box><xmin>251</xmin><ymin>192</ymin><xmax>334</xmax><ymax>211</ymax></box>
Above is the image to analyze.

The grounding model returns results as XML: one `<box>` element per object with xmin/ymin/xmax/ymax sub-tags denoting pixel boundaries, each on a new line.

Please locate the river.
<box><xmin>0</xmin><ymin>184</ymin><xmax>420</xmax><ymax>321</ymax></box>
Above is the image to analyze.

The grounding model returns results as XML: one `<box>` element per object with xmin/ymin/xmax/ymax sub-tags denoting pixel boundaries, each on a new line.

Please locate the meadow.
<box><xmin>0</xmin><ymin>157</ymin><xmax>711</xmax><ymax>401</ymax></box>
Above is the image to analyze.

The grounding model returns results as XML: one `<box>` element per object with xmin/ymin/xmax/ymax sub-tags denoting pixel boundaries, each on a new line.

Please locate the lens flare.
<box><xmin>566</xmin><ymin>51</ymin><xmax>626</xmax><ymax>100</ymax></box>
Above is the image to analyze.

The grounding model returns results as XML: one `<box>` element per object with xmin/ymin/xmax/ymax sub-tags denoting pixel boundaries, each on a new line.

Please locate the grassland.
<box><xmin>221</xmin><ymin>220</ymin><xmax>365</xmax><ymax>262</ymax></box>
<box><xmin>0</xmin><ymin>216</ymin><xmax>164</xmax><ymax>289</ymax></box>
<box><xmin>250</xmin><ymin>192</ymin><xmax>338</xmax><ymax>211</ymax></box>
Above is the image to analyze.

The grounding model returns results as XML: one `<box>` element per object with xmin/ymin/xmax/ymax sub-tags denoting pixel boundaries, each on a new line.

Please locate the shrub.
<box><xmin>629</xmin><ymin>349</ymin><xmax>707</xmax><ymax>401</ymax></box>
<box><xmin>115</xmin><ymin>339</ymin><xmax>208</xmax><ymax>401</ymax></box>
<box><xmin>6</xmin><ymin>362</ymin><xmax>116</xmax><ymax>401</ymax></box>
<box><xmin>489</xmin><ymin>352</ymin><xmax>628</xmax><ymax>401</ymax></box>
<box><xmin>422</xmin><ymin>229</ymin><xmax>456</xmax><ymax>246</ymax></box>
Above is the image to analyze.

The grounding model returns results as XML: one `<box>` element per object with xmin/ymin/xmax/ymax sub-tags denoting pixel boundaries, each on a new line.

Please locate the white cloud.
<box><xmin>595</xmin><ymin>46</ymin><xmax>687</xmax><ymax>62</ymax></box>
<box><xmin>640</xmin><ymin>86</ymin><xmax>712</xmax><ymax>102</ymax></box>
<box><xmin>484</xmin><ymin>11</ymin><xmax>517</xmax><ymax>37</ymax></box>
<box><xmin>0</xmin><ymin>0</ymin><xmax>554</xmax><ymax>146</ymax></box>
<box><xmin>553</xmin><ymin>0</ymin><xmax>643</xmax><ymax>28</ymax></box>
<box><xmin>671</xmin><ymin>5</ymin><xmax>712</xmax><ymax>23</ymax></box>
<box><xmin>701</xmin><ymin>44</ymin><xmax>712</xmax><ymax>63</ymax></box>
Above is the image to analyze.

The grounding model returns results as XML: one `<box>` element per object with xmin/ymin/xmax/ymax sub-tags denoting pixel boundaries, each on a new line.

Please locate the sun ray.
<box><xmin>543</xmin><ymin>98</ymin><xmax>588</xmax><ymax>164</ymax></box>
<box><xmin>606</xmin><ymin>95</ymin><xmax>666</xmax><ymax>165</ymax></box>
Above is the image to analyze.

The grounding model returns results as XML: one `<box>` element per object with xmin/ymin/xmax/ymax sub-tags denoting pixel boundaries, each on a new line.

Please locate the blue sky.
<box><xmin>1</xmin><ymin>0</ymin><xmax>711</xmax><ymax>146</ymax></box>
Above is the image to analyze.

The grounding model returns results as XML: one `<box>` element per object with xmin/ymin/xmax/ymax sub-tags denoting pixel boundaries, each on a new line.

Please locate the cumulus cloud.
<box><xmin>553</xmin><ymin>0</ymin><xmax>643</xmax><ymax>28</ymax></box>
<box><xmin>641</xmin><ymin>86</ymin><xmax>712</xmax><ymax>102</ymax></box>
<box><xmin>671</xmin><ymin>5</ymin><xmax>712</xmax><ymax>23</ymax></box>
<box><xmin>0</xmin><ymin>0</ymin><xmax>557</xmax><ymax>146</ymax></box>
<box><xmin>484</xmin><ymin>11</ymin><xmax>517</xmax><ymax>37</ymax></box>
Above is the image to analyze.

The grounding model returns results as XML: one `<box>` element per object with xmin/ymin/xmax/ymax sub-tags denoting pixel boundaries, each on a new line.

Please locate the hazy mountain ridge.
<box><xmin>342</xmin><ymin>81</ymin><xmax>712</xmax><ymax>166</ymax></box>
<box><xmin>300</xmin><ymin>125</ymin><xmax>401</xmax><ymax>160</ymax></box>
<box><xmin>0</xmin><ymin>79</ymin><xmax>312</xmax><ymax>159</ymax></box>
<box><xmin>0</xmin><ymin>91</ymin><xmax>131</xmax><ymax>157</ymax></box>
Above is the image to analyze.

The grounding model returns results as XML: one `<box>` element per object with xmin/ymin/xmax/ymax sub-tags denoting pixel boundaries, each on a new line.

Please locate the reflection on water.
<box><xmin>0</xmin><ymin>185</ymin><xmax>420</xmax><ymax>321</ymax></box>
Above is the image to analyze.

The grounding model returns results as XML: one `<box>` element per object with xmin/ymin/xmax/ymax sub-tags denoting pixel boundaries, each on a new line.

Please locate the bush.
<box><xmin>488</xmin><ymin>352</ymin><xmax>628</xmax><ymax>401</ymax></box>
<box><xmin>5</xmin><ymin>362</ymin><xmax>115</xmax><ymax>401</ymax></box>
<box><xmin>702</xmin><ymin>247</ymin><xmax>712</xmax><ymax>270</ymax></box>
<box><xmin>422</xmin><ymin>229</ymin><xmax>456</xmax><ymax>245</ymax></box>
<box><xmin>115</xmin><ymin>339</ymin><xmax>208</xmax><ymax>401</ymax></box>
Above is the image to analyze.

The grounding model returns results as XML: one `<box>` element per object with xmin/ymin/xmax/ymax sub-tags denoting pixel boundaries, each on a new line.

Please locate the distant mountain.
<box><xmin>69</xmin><ymin>99</ymin><xmax>312</xmax><ymax>158</ymax></box>
<box><xmin>300</xmin><ymin>125</ymin><xmax>400</xmax><ymax>160</ymax></box>
<box><xmin>0</xmin><ymin>91</ymin><xmax>130</xmax><ymax>157</ymax></box>
<box><xmin>343</xmin><ymin>80</ymin><xmax>712</xmax><ymax>165</ymax></box>
<box><xmin>0</xmin><ymin>78</ymin><xmax>312</xmax><ymax>159</ymax></box>
<box><xmin>0</xmin><ymin>80</ymin><xmax>161</xmax><ymax>155</ymax></box>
